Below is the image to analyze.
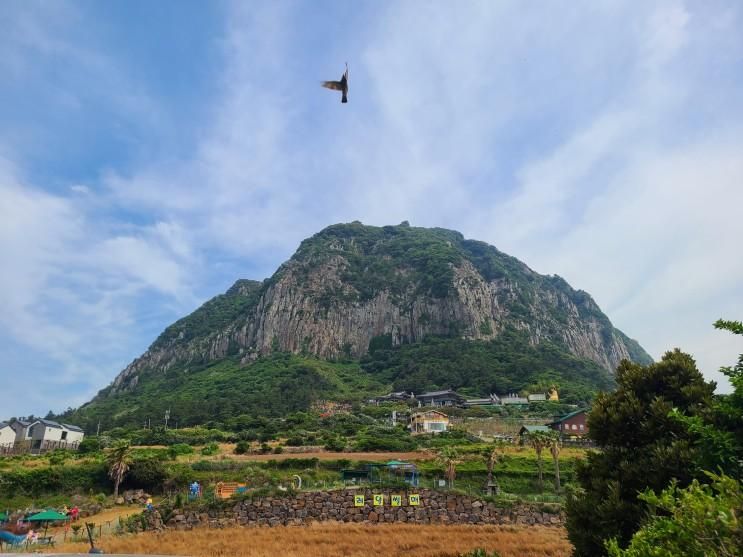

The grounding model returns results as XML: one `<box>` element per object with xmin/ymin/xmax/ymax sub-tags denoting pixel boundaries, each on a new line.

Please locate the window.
<box><xmin>61</xmin><ymin>431</ymin><xmax>68</xmax><ymax>441</ymax></box>
<box><xmin>579</xmin><ymin>424</ymin><xmax>584</xmax><ymax>431</ymax></box>
<box><xmin>571</xmin><ymin>424</ymin><xmax>577</xmax><ymax>430</ymax></box>
<box><xmin>427</xmin><ymin>422</ymin><xmax>446</xmax><ymax>431</ymax></box>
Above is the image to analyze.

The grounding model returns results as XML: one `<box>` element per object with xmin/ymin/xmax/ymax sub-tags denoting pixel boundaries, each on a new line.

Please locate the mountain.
<box><xmin>69</xmin><ymin>222</ymin><xmax>651</xmax><ymax>429</ymax></box>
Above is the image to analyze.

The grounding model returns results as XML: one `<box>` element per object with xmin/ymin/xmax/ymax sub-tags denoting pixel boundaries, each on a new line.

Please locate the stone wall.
<box><xmin>167</xmin><ymin>489</ymin><xmax>563</xmax><ymax>530</ymax></box>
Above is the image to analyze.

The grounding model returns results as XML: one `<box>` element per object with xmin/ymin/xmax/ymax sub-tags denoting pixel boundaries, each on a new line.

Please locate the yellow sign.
<box><xmin>391</xmin><ymin>495</ymin><xmax>402</xmax><ymax>507</ymax></box>
<box><xmin>409</xmin><ymin>494</ymin><xmax>421</xmax><ymax>506</ymax></box>
<box><xmin>354</xmin><ymin>495</ymin><xmax>365</xmax><ymax>507</ymax></box>
<box><xmin>373</xmin><ymin>494</ymin><xmax>384</xmax><ymax>506</ymax></box>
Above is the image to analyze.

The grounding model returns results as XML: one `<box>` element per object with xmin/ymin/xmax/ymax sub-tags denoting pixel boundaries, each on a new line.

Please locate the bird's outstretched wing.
<box><xmin>322</xmin><ymin>80</ymin><xmax>344</xmax><ymax>91</ymax></box>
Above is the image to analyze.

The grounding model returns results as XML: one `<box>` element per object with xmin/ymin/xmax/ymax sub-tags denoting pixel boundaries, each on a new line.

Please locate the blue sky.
<box><xmin>1</xmin><ymin>0</ymin><xmax>742</xmax><ymax>418</ymax></box>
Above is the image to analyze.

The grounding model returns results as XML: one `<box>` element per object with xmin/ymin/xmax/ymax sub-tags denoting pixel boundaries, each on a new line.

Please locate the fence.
<box><xmin>0</xmin><ymin>440</ymin><xmax>81</xmax><ymax>456</ymax></box>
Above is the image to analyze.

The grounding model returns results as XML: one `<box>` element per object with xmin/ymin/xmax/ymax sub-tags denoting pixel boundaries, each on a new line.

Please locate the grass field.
<box><xmin>50</xmin><ymin>523</ymin><xmax>572</xmax><ymax>556</ymax></box>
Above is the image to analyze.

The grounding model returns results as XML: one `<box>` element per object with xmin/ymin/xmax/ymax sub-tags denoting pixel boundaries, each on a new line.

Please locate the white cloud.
<box><xmin>2</xmin><ymin>0</ymin><xmax>742</xmax><ymax>419</ymax></box>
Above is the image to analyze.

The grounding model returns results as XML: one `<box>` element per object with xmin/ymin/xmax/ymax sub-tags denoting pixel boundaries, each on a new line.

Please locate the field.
<box><xmin>51</xmin><ymin>523</ymin><xmax>572</xmax><ymax>557</ymax></box>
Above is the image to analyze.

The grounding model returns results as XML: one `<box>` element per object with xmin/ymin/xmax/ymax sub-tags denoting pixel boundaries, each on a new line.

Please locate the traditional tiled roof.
<box><xmin>417</xmin><ymin>389</ymin><xmax>463</xmax><ymax>398</ymax></box>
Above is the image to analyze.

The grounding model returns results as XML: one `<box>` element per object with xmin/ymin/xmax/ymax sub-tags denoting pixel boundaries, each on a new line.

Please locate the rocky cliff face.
<box><xmin>107</xmin><ymin>222</ymin><xmax>650</xmax><ymax>396</ymax></box>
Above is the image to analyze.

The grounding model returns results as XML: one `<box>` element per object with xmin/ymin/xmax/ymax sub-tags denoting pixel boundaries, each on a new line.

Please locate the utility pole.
<box><xmin>96</xmin><ymin>421</ymin><xmax>101</xmax><ymax>437</ymax></box>
<box><xmin>164</xmin><ymin>409</ymin><xmax>170</xmax><ymax>430</ymax></box>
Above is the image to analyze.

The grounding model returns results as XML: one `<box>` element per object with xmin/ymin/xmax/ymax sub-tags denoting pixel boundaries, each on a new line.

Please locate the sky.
<box><xmin>1</xmin><ymin>0</ymin><xmax>742</xmax><ymax>418</ymax></box>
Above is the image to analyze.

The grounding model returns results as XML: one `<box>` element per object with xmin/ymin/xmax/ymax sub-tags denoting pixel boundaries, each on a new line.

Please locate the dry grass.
<box><xmin>50</xmin><ymin>523</ymin><xmax>571</xmax><ymax>557</ymax></box>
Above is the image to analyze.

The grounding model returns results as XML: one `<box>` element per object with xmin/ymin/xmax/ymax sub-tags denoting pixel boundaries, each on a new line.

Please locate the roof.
<box><xmin>520</xmin><ymin>425</ymin><xmax>550</xmax><ymax>434</ymax></box>
<box><xmin>417</xmin><ymin>389</ymin><xmax>464</xmax><ymax>399</ymax></box>
<box><xmin>62</xmin><ymin>423</ymin><xmax>84</xmax><ymax>432</ymax></box>
<box><xmin>549</xmin><ymin>408</ymin><xmax>589</xmax><ymax>424</ymax></box>
<box><xmin>34</xmin><ymin>419</ymin><xmax>64</xmax><ymax>429</ymax></box>
<box><xmin>410</xmin><ymin>409</ymin><xmax>449</xmax><ymax>418</ymax></box>
<box><xmin>0</xmin><ymin>421</ymin><xmax>9</xmax><ymax>429</ymax></box>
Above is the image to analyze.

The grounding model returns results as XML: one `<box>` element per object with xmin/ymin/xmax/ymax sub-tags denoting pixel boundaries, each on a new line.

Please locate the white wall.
<box><xmin>62</xmin><ymin>429</ymin><xmax>85</xmax><ymax>445</ymax></box>
<box><xmin>0</xmin><ymin>426</ymin><xmax>15</xmax><ymax>446</ymax></box>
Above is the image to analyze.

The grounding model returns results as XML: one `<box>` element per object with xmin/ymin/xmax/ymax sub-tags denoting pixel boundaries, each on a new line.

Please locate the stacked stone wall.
<box><xmin>166</xmin><ymin>489</ymin><xmax>564</xmax><ymax>529</ymax></box>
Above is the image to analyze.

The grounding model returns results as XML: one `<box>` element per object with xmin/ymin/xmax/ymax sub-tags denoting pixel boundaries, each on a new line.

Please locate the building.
<box><xmin>501</xmin><ymin>393</ymin><xmax>529</xmax><ymax>405</ymax></box>
<box><xmin>409</xmin><ymin>410</ymin><xmax>450</xmax><ymax>434</ymax></box>
<box><xmin>548</xmin><ymin>408</ymin><xmax>589</xmax><ymax>437</ymax></box>
<box><xmin>9</xmin><ymin>419</ymin><xmax>34</xmax><ymax>443</ymax></box>
<box><xmin>370</xmin><ymin>391</ymin><xmax>414</xmax><ymax>404</ymax></box>
<box><xmin>23</xmin><ymin>419</ymin><xmax>85</xmax><ymax>452</ymax></box>
<box><xmin>465</xmin><ymin>394</ymin><xmax>501</xmax><ymax>407</ymax></box>
<box><xmin>0</xmin><ymin>422</ymin><xmax>15</xmax><ymax>447</ymax></box>
<box><xmin>518</xmin><ymin>424</ymin><xmax>551</xmax><ymax>443</ymax></box>
<box><xmin>527</xmin><ymin>393</ymin><xmax>547</xmax><ymax>403</ymax></box>
<box><xmin>416</xmin><ymin>390</ymin><xmax>466</xmax><ymax>407</ymax></box>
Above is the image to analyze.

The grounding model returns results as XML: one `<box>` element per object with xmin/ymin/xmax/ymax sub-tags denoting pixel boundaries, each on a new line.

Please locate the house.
<box><xmin>548</xmin><ymin>408</ymin><xmax>589</xmax><ymax>437</ymax></box>
<box><xmin>501</xmin><ymin>393</ymin><xmax>529</xmax><ymax>405</ymax></box>
<box><xmin>416</xmin><ymin>389</ymin><xmax>466</xmax><ymax>407</ymax></box>
<box><xmin>409</xmin><ymin>410</ymin><xmax>450</xmax><ymax>434</ymax></box>
<box><xmin>25</xmin><ymin>419</ymin><xmax>85</xmax><ymax>452</ymax></box>
<box><xmin>0</xmin><ymin>422</ymin><xmax>15</xmax><ymax>447</ymax></box>
<box><xmin>9</xmin><ymin>419</ymin><xmax>34</xmax><ymax>443</ymax></box>
<box><xmin>527</xmin><ymin>393</ymin><xmax>547</xmax><ymax>403</ymax></box>
<box><xmin>518</xmin><ymin>425</ymin><xmax>551</xmax><ymax>443</ymax></box>
<box><xmin>370</xmin><ymin>391</ymin><xmax>414</xmax><ymax>404</ymax></box>
<box><xmin>465</xmin><ymin>394</ymin><xmax>501</xmax><ymax>407</ymax></box>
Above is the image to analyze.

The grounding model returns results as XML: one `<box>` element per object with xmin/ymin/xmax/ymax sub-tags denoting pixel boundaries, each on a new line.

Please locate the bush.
<box><xmin>168</xmin><ymin>443</ymin><xmax>194</xmax><ymax>458</ymax></box>
<box><xmin>324</xmin><ymin>437</ymin><xmax>346</xmax><ymax>452</ymax></box>
<box><xmin>78</xmin><ymin>437</ymin><xmax>102</xmax><ymax>454</ymax></box>
<box><xmin>234</xmin><ymin>441</ymin><xmax>250</xmax><ymax>455</ymax></box>
<box><xmin>200</xmin><ymin>443</ymin><xmax>219</xmax><ymax>456</ymax></box>
<box><xmin>273</xmin><ymin>446</ymin><xmax>284</xmax><ymax>454</ymax></box>
<box><xmin>126</xmin><ymin>457</ymin><xmax>168</xmax><ymax>493</ymax></box>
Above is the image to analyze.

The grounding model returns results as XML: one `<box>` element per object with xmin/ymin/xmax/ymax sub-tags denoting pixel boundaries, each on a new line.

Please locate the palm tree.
<box><xmin>106</xmin><ymin>440</ymin><xmax>132</xmax><ymax>500</ymax></box>
<box><xmin>547</xmin><ymin>431</ymin><xmax>562</xmax><ymax>491</ymax></box>
<box><xmin>528</xmin><ymin>430</ymin><xmax>550</xmax><ymax>491</ymax></box>
<box><xmin>436</xmin><ymin>447</ymin><xmax>461</xmax><ymax>489</ymax></box>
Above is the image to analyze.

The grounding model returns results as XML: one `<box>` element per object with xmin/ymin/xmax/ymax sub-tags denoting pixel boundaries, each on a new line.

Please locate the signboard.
<box><xmin>391</xmin><ymin>495</ymin><xmax>402</xmax><ymax>507</ymax></box>
<box><xmin>354</xmin><ymin>495</ymin><xmax>365</xmax><ymax>507</ymax></box>
<box><xmin>373</xmin><ymin>494</ymin><xmax>384</xmax><ymax>506</ymax></box>
<box><xmin>409</xmin><ymin>494</ymin><xmax>421</xmax><ymax>506</ymax></box>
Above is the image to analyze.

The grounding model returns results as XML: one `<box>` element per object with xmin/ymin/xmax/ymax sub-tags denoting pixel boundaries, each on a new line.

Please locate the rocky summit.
<box><xmin>71</xmin><ymin>222</ymin><xmax>650</xmax><ymax>427</ymax></box>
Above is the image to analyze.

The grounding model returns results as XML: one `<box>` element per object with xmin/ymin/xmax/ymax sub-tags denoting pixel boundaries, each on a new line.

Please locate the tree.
<box><xmin>527</xmin><ymin>430</ymin><xmax>551</xmax><ymax>490</ymax></box>
<box><xmin>106</xmin><ymin>440</ymin><xmax>133</xmax><ymax>500</ymax></box>
<box><xmin>566</xmin><ymin>349</ymin><xmax>716</xmax><ymax>557</ymax></box>
<box><xmin>606</xmin><ymin>473</ymin><xmax>742</xmax><ymax>557</ymax></box>
<box><xmin>436</xmin><ymin>447</ymin><xmax>462</xmax><ymax>488</ymax></box>
<box><xmin>547</xmin><ymin>431</ymin><xmax>562</xmax><ymax>491</ymax></box>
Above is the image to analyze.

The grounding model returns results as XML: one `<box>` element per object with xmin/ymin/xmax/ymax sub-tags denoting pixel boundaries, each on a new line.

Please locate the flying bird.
<box><xmin>322</xmin><ymin>63</ymin><xmax>348</xmax><ymax>103</ymax></box>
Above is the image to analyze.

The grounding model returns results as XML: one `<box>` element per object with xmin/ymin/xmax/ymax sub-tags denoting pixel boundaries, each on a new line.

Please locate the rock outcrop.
<box><xmin>104</xmin><ymin>222</ymin><xmax>650</xmax><ymax>396</ymax></box>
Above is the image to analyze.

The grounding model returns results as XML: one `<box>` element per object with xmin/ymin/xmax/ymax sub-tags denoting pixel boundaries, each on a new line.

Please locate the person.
<box><xmin>70</xmin><ymin>506</ymin><xmax>79</xmax><ymax>522</ymax></box>
<box><xmin>62</xmin><ymin>505</ymin><xmax>69</xmax><ymax>516</ymax></box>
<box><xmin>27</xmin><ymin>529</ymin><xmax>37</xmax><ymax>544</ymax></box>
<box><xmin>145</xmin><ymin>498</ymin><xmax>154</xmax><ymax>512</ymax></box>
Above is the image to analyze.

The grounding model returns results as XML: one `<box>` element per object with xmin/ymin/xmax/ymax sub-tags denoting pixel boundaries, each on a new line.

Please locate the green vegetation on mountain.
<box><xmin>68</xmin><ymin>330</ymin><xmax>612</xmax><ymax>432</ymax></box>
<box><xmin>154</xmin><ymin>279</ymin><xmax>263</xmax><ymax>347</ymax></box>
<box><xmin>362</xmin><ymin>329</ymin><xmax>615</xmax><ymax>402</ymax></box>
